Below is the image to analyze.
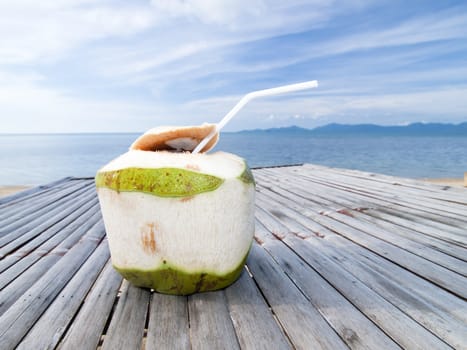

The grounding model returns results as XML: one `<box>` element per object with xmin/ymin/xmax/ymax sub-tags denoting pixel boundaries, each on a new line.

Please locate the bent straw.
<box><xmin>192</xmin><ymin>80</ymin><xmax>319</xmax><ymax>154</ymax></box>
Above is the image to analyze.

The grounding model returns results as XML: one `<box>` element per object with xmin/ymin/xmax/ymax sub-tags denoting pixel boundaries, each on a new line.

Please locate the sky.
<box><xmin>0</xmin><ymin>0</ymin><xmax>466</xmax><ymax>133</ymax></box>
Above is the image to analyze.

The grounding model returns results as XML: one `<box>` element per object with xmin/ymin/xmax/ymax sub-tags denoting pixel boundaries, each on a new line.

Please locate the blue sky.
<box><xmin>1</xmin><ymin>0</ymin><xmax>466</xmax><ymax>133</ymax></box>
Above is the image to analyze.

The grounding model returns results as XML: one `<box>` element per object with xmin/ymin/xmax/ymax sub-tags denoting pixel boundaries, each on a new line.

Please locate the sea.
<box><xmin>0</xmin><ymin>132</ymin><xmax>466</xmax><ymax>186</ymax></box>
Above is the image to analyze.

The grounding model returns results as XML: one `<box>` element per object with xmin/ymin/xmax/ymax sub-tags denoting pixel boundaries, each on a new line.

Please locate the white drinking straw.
<box><xmin>192</xmin><ymin>80</ymin><xmax>319</xmax><ymax>154</ymax></box>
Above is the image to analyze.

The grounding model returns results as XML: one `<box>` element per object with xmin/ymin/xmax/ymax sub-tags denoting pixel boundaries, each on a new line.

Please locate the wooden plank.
<box><xmin>0</xmin><ymin>179</ymin><xmax>92</xmax><ymax>227</ymax></box>
<box><xmin>0</xmin><ymin>201</ymin><xmax>100</xmax><ymax>279</ymax></box>
<box><xmin>255</xmin><ymin>207</ymin><xmax>453</xmax><ymax>349</ymax></box>
<box><xmin>312</xmin><ymin>212</ymin><xmax>467</xmax><ymax>299</ymax></box>
<box><xmin>0</xmin><ymin>190</ymin><xmax>97</xmax><ymax>257</ymax></box>
<box><xmin>256</xmin><ymin>185</ymin><xmax>467</xmax><ymax>323</ymax></box>
<box><xmin>59</xmin><ymin>262</ymin><xmax>122</xmax><ymax>350</ymax></box>
<box><xmin>0</xmin><ymin>183</ymin><xmax>93</xmax><ymax>243</ymax></box>
<box><xmin>255</xmin><ymin>191</ymin><xmax>467</xmax><ymax>348</ymax></box>
<box><xmin>0</xmin><ymin>181</ymin><xmax>93</xmax><ymax>228</ymax></box>
<box><xmin>256</xmin><ymin>170</ymin><xmax>467</xmax><ymax>247</ymax></box>
<box><xmin>302</xmin><ymin>164</ymin><xmax>467</xmax><ymax>202</ymax></box>
<box><xmin>225</xmin><ymin>269</ymin><xmax>292</xmax><ymax>349</ymax></box>
<box><xmin>0</xmin><ymin>177</ymin><xmax>73</xmax><ymax>207</ymax></box>
<box><xmin>256</xmin><ymin>185</ymin><xmax>467</xmax><ymax>298</ymax></box>
<box><xmin>266</xmin><ymin>165</ymin><xmax>467</xmax><ymax>223</ymax></box>
<box><xmin>258</xmin><ymin>167</ymin><xmax>467</xmax><ymax>256</ymax></box>
<box><xmin>0</xmin><ymin>183</ymin><xmax>93</xmax><ymax>242</ymax></box>
<box><xmin>286</xmin><ymin>166</ymin><xmax>467</xmax><ymax>222</ymax></box>
<box><xmin>188</xmin><ymin>291</ymin><xmax>240</xmax><ymax>350</ymax></box>
<box><xmin>0</xmin><ymin>220</ymin><xmax>106</xmax><ymax>349</ymax></box>
<box><xmin>101</xmin><ymin>281</ymin><xmax>150</xmax><ymax>350</ymax></box>
<box><xmin>346</xmin><ymin>209</ymin><xmax>467</xmax><ymax>262</ymax></box>
<box><xmin>375</xmin><ymin>207</ymin><xmax>466</xmax><ymax>244</ymax></box>
<box><xmin>324</xmin><ymin>209</ymin><xmax>467</xmax><ymax>276</ymax></box>
<box><xmin>252</xmin><ymin>219</ymin><xmax>400</xmax><ymax>350</ymax></box>
<box><xmin>17</xmin><ymin>240</ymin><xmax>110</xmax><ymax>350</ymax></box>
<box><xmin>299</xmin><ymin>163</ymin><xmax>464</xmax><ymax>199</ymax></box>
<box><xmin>146</xmin><ymin>293</ymin><xmax>190</xmax><ymax>350</ymax></box>
<box><xmin>0</xmin><ymin>179</ymin><xmax>80</xmax><ymax>221</ymax></box>
<box><xmin>247</xmin><ymin>243</ymin><xmax>348</xmax><ymax>350</ymax></box>
<box><xmin>259</xmin><ymin>167</ymin><xmax>467</xmax><ymax>231</ymax></box>
<box><xmin>0</xmin><ymin>210</ymin><xmax>102</xmax><ymax>314</ymax></box>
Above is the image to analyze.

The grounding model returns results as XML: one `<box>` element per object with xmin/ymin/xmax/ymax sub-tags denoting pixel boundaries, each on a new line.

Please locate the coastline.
<box><xmin>422</xmin><ymin>178</ymin><xmax>464</xmax><ymax>188</ymax></box>
<box><xmin>0</xmin><ymin>177</ymin><xmax>464</xmax><ymax>199</ymax></box>
<box><xmin>0</xmin><ymin>185</ymin><xmax>33</xmax><ymax>198</ymax></box>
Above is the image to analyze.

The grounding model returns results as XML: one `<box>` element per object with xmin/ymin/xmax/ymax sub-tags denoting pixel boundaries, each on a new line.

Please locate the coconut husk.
<box><xmin>130</xmin><ymin>123</ymin><xmax>219</xmax><ymax>153</ymax></box>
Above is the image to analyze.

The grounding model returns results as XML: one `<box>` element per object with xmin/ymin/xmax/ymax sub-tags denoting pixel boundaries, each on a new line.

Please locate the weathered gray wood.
<box><xmin>256</xmin><ymin>185</ymin><xmax>467</xmax><ymax>323</ymax></box>
<box><xmin>348</xmin><ymin>209</ymin><xmax>467</xmax><ymax>261</ymax></box>
<box><xmin>0</xmin><ymin>183</ymin><xmax>93</xmax><ymax>241</ymax></box>
<box><xmin>260</xmin><ymin>166</ymin><xmax>467</xmax><ymax>232</ymax></box>
<box><xmin>101</xmin><ymin>280</ymin><xmax>150</xmax><ymax>350</ymax></box>
<box><xmin>225</xmin><ymin>269</ymin><xmax>292</xmax><ymax>349</ymax></box>
<box><xmin>255</xmin><ymin>207</ymin><xmax>453</xmax><ymax>349</ymax></box>
<box><xmin>17</xmin><ymin>240</ymin><xmax>110</xmax><ymax>350</ymax></box>
<box><xmin>188</xmin><ymin>291</ymin><xmax>240</xmax><ymax>350</ymax></box>
<box><xmin>59</xmin><ymin>262</ymin><xmax>122</xmax><ymax>350</ymax></box>
<box><xmin>255</xmin><ymin>191</ymin><xmax>467</xmax><ymax>348</ymax></box>
<box><xmin>0</xmin><ymin>180</ymin><xmax>93</xmax><ymax>227</ymax></box>
<box><xmin>0</xmin><ymin>202</ymin><xmax>100</xmax><ymax>280</ymax></box>
<box><xmin>0</xmin><ymin>190</ymin><xmax>97</xmax><ymax>257</ymax></box>
<box><xmin>257</xmin><ymin>180</ymin><xmax>467</xmax><ymax>294</ymax></box>
<box><xmin>312</xmin><ymin>212</ymin><xmax>467</xmax><ymax>299</ymax></box>
<box><xmin>146</xmin><ymin>293</ymin><xmax>190</xmax><ymax>350</ymax></box>
<box><xmin>0</xmin><ymin>177</ymin><xmax>73</xmax><ymax>207</ymax></box>
<box><xmin>303</xmin><ymin>163</ymin><xmax>467</xmax><ymax>203</ymax></box>
<box><xmin>253</xmin><ymin>219</ymin><xmax>400</xmax><ymax>350</ymax></box>
<box><xmin>324</xmin><ymin>209</ymin><xmax>467</xmax><ymax>276</ymax></box>
<box><xmin>0</xmin><ymin>179</ymin><xmax>92</xmax><ymax>227</ymax></box>
<box><xmin>1</xmin><ymin>168</ymin><xmax>466</xmax><ymax>350</ymax></box>
<box><xmin>0</xmin><ymin>220</ymin><xmax>105</xmax><ymax>349</ymax></box>
<box><xmin>247</xmin><ymin>243</ymin><xmax>348</xmax><ymax>350</ymax></box>
<box><xmin>0</xmin><ymin>210</ymin><xmax>102</xmax><ymax>314</ymax></box>
<box><xmin>375</xmin><ymin>207</ymin><xmax>467</xmax><ymax>244</ymax></box>
<box><xmin>258</xmin><ymin>170</ymin><xmax>467</xmax><ymax>248</ymax></box>
<box><xmin>285</xmin><ymin>166</ymin><xmax>467</xmax><ymax>223</ymax></box>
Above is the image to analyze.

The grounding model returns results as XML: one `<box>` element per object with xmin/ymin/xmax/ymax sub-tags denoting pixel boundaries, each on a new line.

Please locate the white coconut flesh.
<box><xmin>96</xmin><ymin>139</ymin><xmax>255</xmax><ymax>295</ymax></box>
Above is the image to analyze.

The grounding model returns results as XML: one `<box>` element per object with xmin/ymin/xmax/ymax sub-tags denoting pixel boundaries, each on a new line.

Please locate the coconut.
<box><xmin>95</xmin><ymin>125</ymin><xmax>255</xmax><ymax>295</ymax></box>
<box><xmin>130</xmin><ymin>123</ymin><xmax>219</xmax><ymax>152</ymax></box>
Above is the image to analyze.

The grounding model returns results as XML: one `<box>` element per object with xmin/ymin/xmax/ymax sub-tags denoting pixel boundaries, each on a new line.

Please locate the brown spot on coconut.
<box><xmin>141</xmin><ymin>222</ymin><xmax>157</xmax><ymax>254</ymax></box>
<box><xmin>130</xmin><ymin>123</ymin><xmax>219</xmax><ymax>153</ymax></box>
<box><xmin>185</xmin><ymin>164</ymin><xmax>201</xmax><ymax>171</ymax></box>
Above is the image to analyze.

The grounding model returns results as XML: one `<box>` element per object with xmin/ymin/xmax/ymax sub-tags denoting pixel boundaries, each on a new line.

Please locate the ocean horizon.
<box><xmin>1</xmin><ymin>130</ymin><xmax>466</xmax><ymax>186</ymax></box>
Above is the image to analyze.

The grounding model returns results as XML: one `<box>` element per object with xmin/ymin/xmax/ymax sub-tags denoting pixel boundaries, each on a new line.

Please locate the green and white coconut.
<box><xmin>95</xmin><ymin>124</ymin><xmax>255</xmax><ymax>295</ymax></box>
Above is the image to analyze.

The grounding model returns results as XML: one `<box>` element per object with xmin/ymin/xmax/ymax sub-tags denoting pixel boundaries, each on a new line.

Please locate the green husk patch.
<box><xmin>96</xmin><ymin>167</ymin><xmax>224</xmax><ymax>197</ymax></box>
<box><xmin>113</xmin><ymin>255</ymin><xmax>248</xmax><ymax>295</ymax></box>
<box><xmin>238</xmin><ymin>162</ymin><xmax>255</xmax><ymax>185</ymax></box>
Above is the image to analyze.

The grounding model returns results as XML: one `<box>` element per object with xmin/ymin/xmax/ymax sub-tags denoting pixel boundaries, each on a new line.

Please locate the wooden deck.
<box><xmin>0</xmin><ymin>164</ymin><xmax>466</xmax><ymax>349</ymax></box>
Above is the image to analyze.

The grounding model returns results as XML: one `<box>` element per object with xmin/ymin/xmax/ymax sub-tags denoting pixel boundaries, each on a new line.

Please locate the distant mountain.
<box><xmin>234</xmin><ymin>122</ymin><xmax>467</xmax><ymax>136</ymax></box>
<box><xmin>235</xmin><ymin>125</ymin><xmax>310</xmax><ymax>134</ymax></box>
<box><xmin>311</xmin><ymin>122</ymin><xmax>467</xmax><ymax>136</ymax></box>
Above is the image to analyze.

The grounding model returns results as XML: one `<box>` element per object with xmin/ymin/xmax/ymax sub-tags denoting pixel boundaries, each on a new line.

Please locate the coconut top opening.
<box><xmin>130</xmin><ymin>124</ymin><xmax>219</xmax><ymax>153</ymax></box>
<box><xmin>99</xmin><ymin>150</ymin><xmax>247</xmax><ymax>180</ymax></box>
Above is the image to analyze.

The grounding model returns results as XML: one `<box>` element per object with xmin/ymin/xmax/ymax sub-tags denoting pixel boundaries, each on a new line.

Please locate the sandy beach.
<box><xmin>0</xmin><ymin>186</ymin><xmax>32</xmax><ymax>198</ymax></box>
<box><xmin>422</xmin><ymin>178</ymin><xmax>465</xmax><ymax>188</ymax></box>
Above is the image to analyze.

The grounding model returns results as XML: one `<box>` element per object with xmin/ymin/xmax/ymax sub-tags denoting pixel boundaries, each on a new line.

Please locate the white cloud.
<box><xmin>85</xmin><ymin>4</ymin><xmax>467</xmax><ymax>97</ymax></box>
<box><xmin>0</xmin><ymin>1</ymin><xmax>157</xmax><ymax>63</ymax></box>
<box><xmin>173</xmin><ymin>85</ymin><xmax>467</xmax><ymax>129</ymax></box>
<box><xmin>320</xmin><ymin>11</ymin><xmax>467</xmax><ymax>55</ymax></box>
<box><xmin>150</xmin><ymin>0</ymin><xmax>268</xmax><ymax>26</ymax></box>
